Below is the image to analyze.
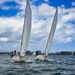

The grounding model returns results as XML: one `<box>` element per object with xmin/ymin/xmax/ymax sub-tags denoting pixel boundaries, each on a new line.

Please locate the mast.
<box><xmin>20</xmin><ymin>0</ymin><xmax>32</xmax><ymax>56</ymax></box>
<box><xmin>45</xmin><ymin>8</ymin><xmax>58</xmax><ymax>56</ymax></box>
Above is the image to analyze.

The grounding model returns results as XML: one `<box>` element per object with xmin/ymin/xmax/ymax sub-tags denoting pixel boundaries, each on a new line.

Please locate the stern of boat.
<box><xmin>11</xmin><ymin>55</ymin><xmax>20</xmax><ymax>62</ymax></box>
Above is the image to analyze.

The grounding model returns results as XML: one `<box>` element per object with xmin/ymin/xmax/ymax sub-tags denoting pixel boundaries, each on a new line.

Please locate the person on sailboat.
<box><xmin>13</xmin><ymin>50</ymin><xmax>16</xmax><ymax>55</ymax></box>
<box><xmin>10</xmin><ymin>50</ymin><xmax>17</xmax><ymax>57</ymax></box>
<box><xmin>10</xmin><ymin>51</ymin><xmax>14</xmax><ymax>57</ymax></box>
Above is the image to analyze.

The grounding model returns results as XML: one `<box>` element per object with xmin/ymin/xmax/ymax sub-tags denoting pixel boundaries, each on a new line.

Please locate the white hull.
<box><xmin>12</xmin><ymin>55</ymin><xmax>20</xmax><ymax>62</ymax></box>
<box><xmin>37</xmin><ymin>55</ymin><xmax>55</xmax><ymax>62</ymax></box>
<box><xmin>11</xmin><ymin>55</ymin><xmax>35</xmax><ymax>63</ymax></box>
<box><xmin>37</xmin><ymin>55</ymin><xmax>45</xmax><ymax>61</ymax></box>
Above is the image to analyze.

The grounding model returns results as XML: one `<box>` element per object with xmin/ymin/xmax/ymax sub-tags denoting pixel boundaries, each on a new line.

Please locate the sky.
<box><xmin>0</xmin><ymin>0</ymin><xmax>75</xmax><ymax>53</ymax></box>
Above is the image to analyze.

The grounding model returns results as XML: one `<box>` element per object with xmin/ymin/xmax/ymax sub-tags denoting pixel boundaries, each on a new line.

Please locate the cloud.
<box><xmin>72</xmin><ymin>2</ymin><xmax>75</xmax><ymax>6</ymax></box>
<box><xmin>0</xmin><ymin>0</ymin><xmax>14</xmax><ymax>4</ymax></box>
<box><xmin>44</xmin><ymin>0</ymin><xmax>49</xmax><ymax>3</ymax></box>
<box><xmin>31</xmin><ymin>4</ymin><xmax>75</xmax><ymax>43</ymax></box>
<box><xmin>0</xmin><ymin>0</ymin><xmax>75</xmax><ymax>51</ymax></box>
<box><xmin>61</xmin><ymin>5</ymin><xmax>65</xmax><ymax>8</ymax></box>
<box><xmin>61</xmin><ymin>11</ymin><xmax>75</xmax><ymax>22</ymax></box>
<box><xmin>0</xmin><ymin>37</ymin><xmax>8</xmax><ymax>42</ymax></box>
<box><xmin>0</xmin><ymin>0</ymin><xmax>19</xmax><ymax>10</ymax></box>
<box><xmin>0</xmin><ymin>0</ymin><xmax>7</xmax><ymax>4</ymax></box>
<box><xmin>0</xmin><ymin>17</ymin><xmax>23</xmax><ymax>43</ymax></box>
<box><xmin>0</xmin><ymin>5</ymin><xmax>19</xmax><ymax>10</ymax></box>
<box><xmin>0</xmin><ymin>6</ymin><xmax>11</xmax><ymax>10</ymax></box>
<box><xmin>14</xmin><ymin>0</ymin><xmax>26</xmax><ymax>10</ymax></box>
<box><xmin>37</xmin><ymin>3</ymin><xmax>55</xmax><ymax>16</ymax></box>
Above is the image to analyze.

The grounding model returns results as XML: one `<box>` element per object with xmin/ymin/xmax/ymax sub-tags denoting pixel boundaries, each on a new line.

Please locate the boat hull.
<box><xmin>11</xmin><ymin>55</ymin><xmax>20</xmax><ymax>62</ymax></box>
<box><xmin>37</xmin><ymin>55</ymin><xmax>55</xmax><ymax>62</ymax></box>
<box><xmin>11</xmin><ymin>55</ymin><xmax>35</xmax><ymax>63</ymax></box>
<box><xmin>37</xmin><ymin>55</ymin><xmax>45</xmax><ymax>61</ymax></box>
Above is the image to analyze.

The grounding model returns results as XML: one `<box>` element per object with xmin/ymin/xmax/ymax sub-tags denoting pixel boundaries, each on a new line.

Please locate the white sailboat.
<box><xmin>33</xmin><ymin>51</ymin><xmax>36</xmax><ymax>56</ymax></box>
<box><xmin>37</xmin><ymin>8</ymin><xmax>58</xmax><ymax>61</ymax></box>
<box><xmin>11</xmin><ymin>0</ymin><xmax>32</xmax><ymax>62</ymax></box>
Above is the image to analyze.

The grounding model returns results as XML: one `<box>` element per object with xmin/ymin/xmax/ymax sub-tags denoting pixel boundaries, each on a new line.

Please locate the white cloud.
<box><xmin>37</xmin><ymin>3</ymin><xmax>55</xmax><ymax>16</ymax></box>
<box><xmin>0</xmin><ymin>0</ymin><xmax>19</xmax><ymax>10</ymax></box>
<box><xmin>0</xmin><ymin>0</ymin><xmax>14</xmax><ymax>4</ymax></box>
<box><xmin>65</xmin><ymin>28</ymin><xmax>75</xmax><ymax>35</ymax></box>
<box><xmin>0</xmin><ymin>0</ymin><xmax>75</xmax><ymax>51</ymax></box>
<box><xmin>0</xmin><ymin>17</ymin><xmax>23</xmax><ymax>32</ymax></box>
<box><xmin>13</xmin><ymin>44</ymin><xmax>18</xmax><ymax>48</ymax></box>
<box><xmin>0</xmin><ymin>0</ymin><xmax>6</xmax><ymax>4</ymax></box>
<box><xmin>0</xmin><ymin>5</ymin><xmax>19</xmax><ymax>10</ymax></box>
<box><xmin>54</xmin><ymin>22</ymin><xmax>75</xmax><ymax>43</ymax></box>
<box><xmin>1</xmin><ymin>6</ymin><xmax>11</xmax><ymax>10</ymax></box>
<box><xmin>44</xmin><ymin>0</ymin><xmax>49</xmax><ymax>3</ymax></box>
<box><xmin>61</xmin><ymin>5</ymin><xmax>65</xmax><ymax>8</ymax></box>
<box><xmin>61</xmin><ymin>12</ymin><xmax>75</xmax><ymax>22</ymax></box>
<box><xmin>13</xmin><ymin>0</ymin><xmax>27</xmax><ymax>11</ymax></box>
<box><xmin>0</xmin><ymin>37</ymin><xmax>8</xmax><ymax>42</ymax></box>
<box><xmin>72</xmin><ymin>2</ymin><xmax>75</xmax><ymax>6</ymax></box>
<box><xmin>0</xmin><ymin>16</ymin><xmax>24</xmax><ymax>43</ymax></box>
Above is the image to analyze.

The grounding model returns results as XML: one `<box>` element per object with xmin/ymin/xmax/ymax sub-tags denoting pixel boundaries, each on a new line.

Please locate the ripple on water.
<box><xmin>0</xmin><ymin>55</ymin><xmax>75</xmax><ymax>75</ymax></box>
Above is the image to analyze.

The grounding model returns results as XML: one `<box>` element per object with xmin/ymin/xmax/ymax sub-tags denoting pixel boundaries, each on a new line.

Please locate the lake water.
<box><xmin>0</xmin><ymin>54</ymin><xmax>75</xmax><ymax>75</ymax></box>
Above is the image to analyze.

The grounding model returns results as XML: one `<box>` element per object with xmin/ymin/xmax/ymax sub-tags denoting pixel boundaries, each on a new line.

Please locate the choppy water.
<box><xmin>0</xmin><ymin>54</ymin><xmax>75</xmax><ymax>75</ymax></box>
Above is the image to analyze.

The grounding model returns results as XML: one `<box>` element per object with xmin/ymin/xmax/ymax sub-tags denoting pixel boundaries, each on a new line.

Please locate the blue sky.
<box><xmin>0</xmin><ymin>0</ymin><xmax>75</xmax><ymax>53</ymax></box>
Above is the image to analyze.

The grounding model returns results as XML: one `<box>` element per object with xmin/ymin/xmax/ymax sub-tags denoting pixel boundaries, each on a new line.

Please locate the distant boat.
<box><xmin>71</xmin><ymin>50</ymin><xmax>73</xmax><ymax>55</ymax></box>
<box><xmin>11</xmin><ymin>0</ymin><xmax>32</xmax><ymax>62</ymax></box>
<box><xmin>37</xmin><ymin>8</ymin><xmax>58</xmax><ymax>61</ymax></box>
<box><xmin>33</xmin><ymin>51</ymin><xmax>36</xmax><ymax>56</ymax></box>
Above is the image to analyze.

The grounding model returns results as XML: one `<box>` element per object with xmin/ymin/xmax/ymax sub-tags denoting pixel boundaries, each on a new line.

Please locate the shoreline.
<box><xmin>0</xmin><ymin>51</ymin><xmax>75</xmax><ymax>55</ymax></box>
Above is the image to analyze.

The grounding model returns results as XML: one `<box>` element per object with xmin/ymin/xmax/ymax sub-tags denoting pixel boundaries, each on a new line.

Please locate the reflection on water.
<box><xmin>0</xmin><ymin>55</ymin><xmax>75</xmax><ymax>75</ymax></box>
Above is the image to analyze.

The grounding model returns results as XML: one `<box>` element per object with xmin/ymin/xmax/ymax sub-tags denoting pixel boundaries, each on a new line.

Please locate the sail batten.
<box><xmin>20</xmin><ymin>0</ymin><xmax>32</xmax><ymax>56</ymax></box>
<box><xmin>45</xmin><ymin>8</ymin><xmax>58</xmax><ymax>56</ymax></box>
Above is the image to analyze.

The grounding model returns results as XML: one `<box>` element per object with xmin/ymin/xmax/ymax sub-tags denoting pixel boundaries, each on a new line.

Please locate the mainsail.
<box><xmin>20</xmin><ymin>0</ymin><xmax>32</xmax><ymax>56</ymax></box>
<box><xmin>45</xmin><ymin>8</ymin><xmax>58</xmax><ymax>56</ymax></box>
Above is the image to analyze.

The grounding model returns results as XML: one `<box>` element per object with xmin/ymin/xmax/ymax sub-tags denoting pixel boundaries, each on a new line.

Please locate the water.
<box><xmin>0</xmin><ymin>54</ymin><xmax>75</xmax><ymax>75</ymax></box>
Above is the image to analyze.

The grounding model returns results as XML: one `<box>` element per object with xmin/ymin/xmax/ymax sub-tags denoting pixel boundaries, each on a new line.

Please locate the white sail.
<box><xmin>33</xmin><ymin>51</ymin><xmax>36</xmax><ymax>55</ymax></box>
<box><xmin>45</xmin><ymin>8</ymin><xmax>58</xmax><ymax>56</ymax></box>
<box><xmin>20</xmin><ymin>0</ymin><xmax>32</xmax><ymax>56</ymax></box>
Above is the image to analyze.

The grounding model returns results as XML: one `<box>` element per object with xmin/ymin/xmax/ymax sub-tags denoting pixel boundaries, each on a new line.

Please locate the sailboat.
<box><xmin>37</xmin><ymin>8</ymin><xmax>58</xmax><ymax>61</ymax></box>
<box><xmin>11</xmin><ymin>0</ymin><xmax>32</xmax><ymax>62</ymax></box>
<box><xmin>33</xmin><ymin>51</ymin><xmax>36</xmax><ymax>56</ymax></box>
